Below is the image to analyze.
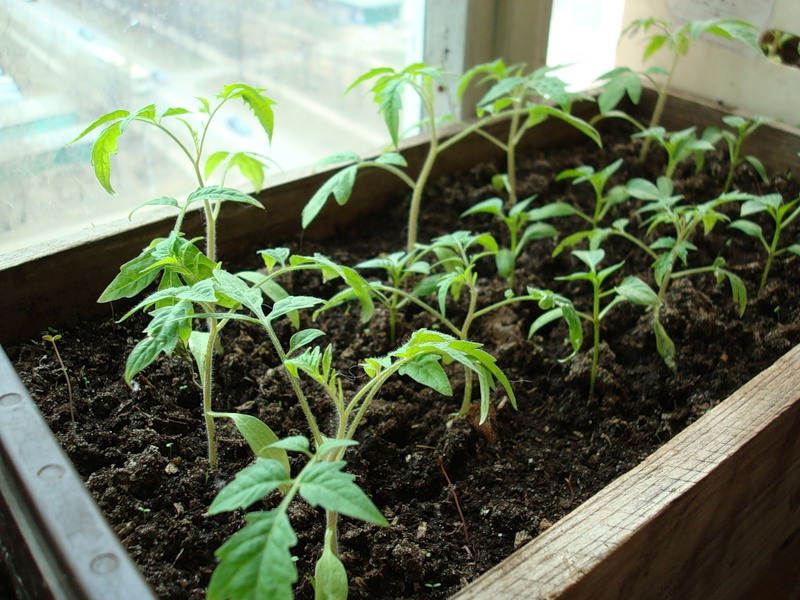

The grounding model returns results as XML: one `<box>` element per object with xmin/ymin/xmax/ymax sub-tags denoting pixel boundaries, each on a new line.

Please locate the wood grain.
<box><xmin>453</xmin><ymin>344</ymin><xmax>800</xmax><ymax>599</ymax></box>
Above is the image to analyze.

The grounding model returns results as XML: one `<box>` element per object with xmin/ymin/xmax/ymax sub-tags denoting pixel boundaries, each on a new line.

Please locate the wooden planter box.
<box><xmin>2</xmin><ymin>89</ymin><xmax>800</xmax><ymax>599</ymax></box>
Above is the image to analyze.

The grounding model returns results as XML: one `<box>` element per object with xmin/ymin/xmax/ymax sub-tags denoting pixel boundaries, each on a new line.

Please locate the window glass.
<box><xmin>0</xmin><ymin>0</ymin><xmax>424</xmax><ymax>256</ymax></box>
<box><xmin>547</xmin><ymin>0</ymin><xmax>626</xmax><ymax>90</ymax></box>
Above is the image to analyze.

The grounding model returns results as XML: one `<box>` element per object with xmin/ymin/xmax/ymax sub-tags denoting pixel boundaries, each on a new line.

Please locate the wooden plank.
<box><xmin>453</xmin><ymin>344</ymin><xmax>800</xmax><ymax>599</ymax></box>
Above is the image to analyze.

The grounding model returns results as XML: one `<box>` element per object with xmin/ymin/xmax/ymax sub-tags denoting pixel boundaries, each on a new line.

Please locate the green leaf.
<box><xmin>187</xmin><ymin>185</ymin><xmax>262</xmax><ymax>210</ymax></box>
<box><xmin>188</xmin><ymin>330</ymin><xmax>211</xmax><ymax>386</ymax></box>
<box><xmin>299</xmin><ymin>461</ymin><xmax>387</xmax><ymax>525</ymax></box>
<box><xmin>222</xmin><ymin>83</ymin><xmax>276</xmax><ymax>140</ymax></box>
<box><xmin>70</xmin><ymin>109</ymin><xmax>128</xmax><ymax>144</ymax></box>
<box><xmin>744</xmin><ymin>155</ymin><xmax>769</xmax><ymax>183</ymax></box>
<box><xmin>729</xmin><ymin>219</ymin><xmax>766</xmax><ymax>246</ymax></box>
<box><xmin>91</xmin><ymin>120</ymin><xmax>123</xmax><ymax>194</ymax></box>
<box><xmin>269</xmin><ymin>296</ymin><xmax>325</xmax><ymax>322</ymax></box>
<box><xmin>399</xmin><ymin>354</ymin><xmax>452</xmax><ymax>396</ymax></box>
<box><xmin>289</xmin><ymin>329</ymin><xmax>327</xmax><ymax>355</ymax></box>
<box><xmin>208</xmin><ymin>458</ymin><xmax>291</xmax><ymax>514</ymax></box>
<box><xmin>124</xmin><ymin>300</ymin><xmax>192</xmax><ymax>382</ymax></box>
<box><xmin>303</xmin><ymin>165</ymin><xmax>359</xmax><ymax>228</ymax></box>
<box><xmin>207</xmin><ymin>510</ymin><xmax>297</xmax><ymax>600</ymax></box>
<box><xmin>461</xmin><ymin>197</ymin><xmax>504</xmax><ymax>218</ymax></box>
<box><xmin>209</xmin><ymin>412</ymin><xmax>290</xmax><ymax>476</ymax></box>
<box><xmin>317</xmin><ymin>151</ymin><xmax>361</xmax><ymax>168</ymax></box>
<box><xmin>495</xmin><ymin>248</ymin><xmax>516</xmax><ymax>278</ymax></box>
<box><xmin>374</xmin><ymin>152</ymin><xmax>408</xmax><ymax>167</ymax></box>
<box><xmin>616</xmin><ymin>276</ymin><xmax>659</xmax><ymax>306</ymax></box>
<box><xmin>314</xmin><ymin>544</ymin><xmax>348</xmax><ymax>600</ymax></box>
<box><xmin>213</xmin><ymin>269</ymin><xmax>265</xmax><ymax>317</ymax></box>
<box><xmin>238</xmin><ymin>272</ymin><xmax>299</xmax><ymax>329</ymax></box>
<box><xmin>269</xmin><ymin>436</ymin><xmax>311</xmax><ymax>454</ymax></box>
<box><xmin>259</xmin><ymin>247</ymin><xmax>291</xmax><ymax>270</ymax></box>
<box><xmin>98</xmin><ymin>243</ymin><xmax>163</xmax><ymax>302</ymax></box>
<box><xmin>128</xmin><ymin>196</ymin><xmax>180</xmax><ymax>220</ymax></box>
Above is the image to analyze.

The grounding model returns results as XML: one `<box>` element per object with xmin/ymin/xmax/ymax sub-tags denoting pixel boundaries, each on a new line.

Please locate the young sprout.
<box><xmin>303</xmin><ymin>62</ymin><xmax>600</xmax><ymax>254</ymax></box>
<box><xmin>461</xmin><ymin>195</ymin><xmax>572</xmax><ymax>287</ymax></box>
<box><xmin>555</xmin><ymin>158</ymin><xmax>630</xmax><ymax>228</ymax></box>
<box><xmin>206</xmin><ymin>327</ymin><xmax>515</xmax><ymax>599</ymax></box>
<box><xmin>625</xmin><ymin>176</ymin><xmax>749</xmax><ymax>368</ymax></box>
<box><xmin>548</xmin><ymin>249</ymin><xmax>628</xmax><ymax>398</ymax></box>
<box><xmin>42</xmin><ymin>333</ymin><xmax>74</xmax><ymax>422</ymax></box>
<box><xmin>715</xmin><ymin>115</ymin><xmax>772</xmax><ymax>192</ymax></box>
<box><xmin>631</xmin><ymin>126</ymin><xmax>718</xmax><ymax>179</ymax></box>
<box><xmin>598</xmin><ymin>17</ymin><xmax>760</xmax><ymax>161</ymax></box>
<box><xmin>458</xmin><ymin>59</ymin><xmax>599</xmax><ymax>207</ymax></box>
<box><xmin>729</xmin><ymin>193</ymin><xmax>800</xmax><ymax>294</ymax></box>
<box><xmin>71</xmin><ymin>83</ymin><xmax>276</xmax><ymax>261</ymax></box>
<box><xmin>328</xmin><ymin>231</ymin><xmax>582</xmax><ymax>415</ymax></box>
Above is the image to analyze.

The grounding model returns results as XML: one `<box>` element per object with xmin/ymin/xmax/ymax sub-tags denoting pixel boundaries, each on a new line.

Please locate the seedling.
<box><xmin>71</xmin><ymin>83</ymin><xmax>275</xmax><ymax>261</ymax></box>
<box><xmin>207</xmin><ymin>437</ymin><xmax>386</xmax><ymax>600</ymax></box>
<box><xmin>42</xmin><ymin>333</ymin><xmax>74</xmax><ymax>422</ymax></box>
<box><xmin>544</xmin><ymin>249</ymin><xmax>631</xmax><ymax>397</ymax></box>
<box><xmin>729</xmin><ymin>193</ymin><xmax>800</xmax><ymax>293</ymax></box>
<box><xmin>555</xmin><ymin>158</ymin><xmax>630</xmax><ymax>228</ymax></box>
<box><xmin>207</xmin><ymin>325</ymin><xmax>514</xmax><ymax>598</ymax></box>
<box><xmin>631</xmin><ymin>126</ymin><xmax>718</xmax><ymax>179</ymax></box>
<box><xmin>329</xmin><ymin>230</ymin><xmax>583</xmax><ymax>414</ymax></box>
<box><xmin>714</xmin><ymin>114</ymin><xmax>771</xmax><ymax>192</ymax></box>
<box><xmin>458</xmin><ymin>59</ymin><xmax>599</xmax><ymax>207</ymax></box>
<box><xmin>461</xmin><ymin>195</ymin><xmax>571</xmax><ymax>287</ymax></box>
<box><xmin>303</xmin><ymin>62</ymin><xmax>600</xmax><ymax>254</ymax></box>
<box><xmin>598</xmin><ymin>17</ymin><xmax>759</xmax><ymax>161</ymax></box>
<box><xmin>625</xmin><ymin>176</ymin><xmax>749</xmax><ymax>368</ymax></box>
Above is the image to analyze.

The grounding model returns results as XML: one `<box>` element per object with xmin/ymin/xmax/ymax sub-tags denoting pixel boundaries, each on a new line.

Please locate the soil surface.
<box><xmin>6</xmin><ymin>124</ymin><xmax>800</xmax><ymax>599</ymax></box>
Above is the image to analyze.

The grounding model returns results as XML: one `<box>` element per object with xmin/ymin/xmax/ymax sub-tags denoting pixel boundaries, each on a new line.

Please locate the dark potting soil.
<box><xmin>6</xmin><ymin>127</ymin><xmax>800</xmax><ymax>599</ymax></box>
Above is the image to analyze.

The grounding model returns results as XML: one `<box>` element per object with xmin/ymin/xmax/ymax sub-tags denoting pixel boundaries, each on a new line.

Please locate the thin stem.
<box><xmin>261</xmin><ymin>318</ymin><xmax>325</xmax><ymax>448</ymax></box>
<box><xmin>506</xmin><ymin>108</ymin><xmax>521</xmax><ymax>207</ymax></box>
<box><xmin>44</xmin><ymin>336</ymin><xmax>74</xmax><ymax>422</ymax></box>
<box><xmin>589</xmin><ymin>281</ymin><xmax>601</xmax><ymax>398</ymax></box>
<box><xmin>638</xmin><ymin>53</ymin><xmax>679</xmax><ymax>163</ymax></box>
<box><xmin>202</xmin><ymin>318</ymin><xmax>219</xmax><ymax>469</ymax></box>
<box><xmin>457</xmin><ymin>280</ymin><xmax>478</xmax><ymax>414</ymax></box>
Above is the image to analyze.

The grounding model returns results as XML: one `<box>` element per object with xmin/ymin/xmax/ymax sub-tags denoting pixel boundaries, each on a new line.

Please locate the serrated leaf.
<box><xmin>214</xmin><ymin>269</ymin><xmax>265</xmax><ymax>317</ymax></box>
<box><xmin>207</xmin><ymin>510</ymin><xmax>297</xmax><ymax>600</ymax></box>
<box><xmin>316</xmin><ymin>151</ymin><xmax>361</xmax><ymax>168</ymax></box>
<box><xmin>70</xmin><ymin>109</ymin><xmax>128</xmax><ymax>144</ymax></box>
<box><xmin>187</xmin><ymin>185</ymin><xmax>262</xmax><ymax>210</ymax></box>
<box><xmin>209</xmin><ymin>458</ymin><xmax>291</xmax><ymax>514</ymax></box>
<box><xmin>98</xmin><ymin>244</ymin><xmax>162</xmax><ymax>302</ymax></box>
<box><xmin>269</xmin><ymin>296</ymin><xmax>324</xmax><ymax>322</ymax></box>
<box><xmin>461</xmin><ymin>197</ymin><xmax>504</xmax><ymax>218</ymax></box>
<box><xmin>399</xmin><ymin>354</ymin><xmax>452</xmax><ymax>396</ymax></box>
<box><xmin>209</xmin><ymin>413</ymin><xmax>290</xmax><ymax>475</ymax></box>
<box><xmin>289</xmin><ymin>329</ymin><xmax>327</xmax><ymax>355</ymax></box>
<box><xmin>299</xmin><ymin>461</ymin><xmax>387</xmax><ymax>525</ymax></box>
<box><xmin>222</xmin><ymin>83</ymin><xmax>276</xmax><ymax>140</ymax></box>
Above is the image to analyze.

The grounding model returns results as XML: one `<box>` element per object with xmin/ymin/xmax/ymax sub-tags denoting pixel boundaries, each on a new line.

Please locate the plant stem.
<box><xmin>457</xmin><ymin>279</ymin><xmax>478</xmax><ymax>415</ymax></box>
<box><xmin>638</xmin><ymin>53</ymin><xmax>679</xmax><ymax>163</ymax></box>
<box><xmin>44</xmin><ymin>336</ymin><xmax>74</xmax><ymax>422</ymax></box>
<box><xmin>261</xmin><ymin>319</ymin><xmax>325</xmax><ymax>449</ymax></box>
<box><xmin>589</xmin><ymin>280</ymin><xmax>601</xmax><ymax>398</ymax></box>
<box><xmin>202</xmin><ymin>321</ymin><xmax>219</xmax><ymax>469</ymax></box>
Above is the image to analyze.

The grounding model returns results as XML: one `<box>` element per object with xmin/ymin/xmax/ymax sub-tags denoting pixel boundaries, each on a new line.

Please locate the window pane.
<box><xmin>0</xmin><ymin>0</ymin><xmax>424</xmax><ymax>256</ymax></box>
